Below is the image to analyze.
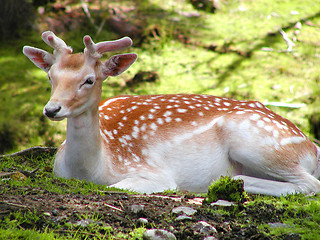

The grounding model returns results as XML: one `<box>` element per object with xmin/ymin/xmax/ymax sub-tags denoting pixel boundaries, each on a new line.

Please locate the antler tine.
<box><xmin>83</xmin><ymin>35</ymin><xmax>133</xmax><ymax>59</ymax></box>
<box><xmin>41</xmin><ymin>31</ymin><xmax>72</xmax><ymax>54</ymax></box>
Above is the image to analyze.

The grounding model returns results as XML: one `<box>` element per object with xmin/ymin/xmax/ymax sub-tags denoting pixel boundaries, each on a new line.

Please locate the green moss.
<box><xmin>206</xmin><ymin>176</ymin><xmax>247</xmax><ymax>203</ymax></box>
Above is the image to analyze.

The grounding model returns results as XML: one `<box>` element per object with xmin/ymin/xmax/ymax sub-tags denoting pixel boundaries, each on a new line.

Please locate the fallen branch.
<box><xmin>0</xmin><ymin>146</ymin><xmax>57</xmax><ymax>160</ymax></box>
<box><xmin>263</xmin><ymin>101</ymin><xmax>306</xmax><ymax>109</ymax></box>
<box><xmin>279</xmin><ymin>28</ymin><xmax>295</xmax><ymax>52</ymax></box>
<box><xmin>104</xmin><ymin>203</ymin><xmax>124</xmax><ymax>212</ymax></box>
<box><xmin>0</xmin><ymin>201</ymin><xmax>28</xmax><ymax>209</ymax></box>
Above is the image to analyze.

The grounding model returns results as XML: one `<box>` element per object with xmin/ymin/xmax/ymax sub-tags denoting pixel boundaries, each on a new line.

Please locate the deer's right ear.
<box><xmin>23</xmin><ymin>46</ymin><xmax>55</xmax><ymax>72</ymax></box>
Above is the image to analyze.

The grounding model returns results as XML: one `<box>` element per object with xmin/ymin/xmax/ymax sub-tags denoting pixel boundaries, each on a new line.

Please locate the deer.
<box><xmin>23</xmin><ymin>31</ymin><xmax>320</xmax><ymax>196</ymax></box>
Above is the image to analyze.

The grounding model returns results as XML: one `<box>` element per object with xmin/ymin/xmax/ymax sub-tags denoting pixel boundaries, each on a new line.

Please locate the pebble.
<box><xmin>74</xmin><ymin>219</ymin><xmax>93</xmax><ymax>227</ymax></box>
<box><xmin>130</xmin><ymin>204</ymin><xmax>145</xmax><ymax>213</ymax></box>
<box><xmin>175</xmin><ymin>215</ymin><xmax>193</xmax><ymax>221</ymax></box>
<box><xmin>143</xmin><ymin>229</ymin><xmax>177</xmax><ymax>240</ymax></box>
<box><xmin>171</xmin><ymin>206</ymin><xmax>197</xmax><ymax>216</ymax></box>
<box><xmin>138</xmin><ymin>217</ymin><xmax>149</xmax><ymax>225</ymax></box>
<box><xmin>268</xmin><ymin>222</ymin><xmax>291</xmax><ymax>228</ymax></box>
<box><xmin>192</xmin><ymin>221</ymin><xmax>218</xmax><ymax>235</ymax></box>
<box><xmin>210</xmin><ymin>200</ymin><xmax>236</xmax><ymax>207</ymax></box>
<box><xmin>203</xmin><ymin>237</ymin><xmax>219</xmax><ymax>240</ymax></box>
<box><xmin>52</xmin><ymin>209</ymin><xmax>59</xmax><ymax>216</ymax></box>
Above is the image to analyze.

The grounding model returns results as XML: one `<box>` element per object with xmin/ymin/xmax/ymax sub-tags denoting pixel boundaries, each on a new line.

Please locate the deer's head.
<box><xmin>23</xmin><ymin>31</ymin><xmax>137</xmax><ymax>120</ymax></box>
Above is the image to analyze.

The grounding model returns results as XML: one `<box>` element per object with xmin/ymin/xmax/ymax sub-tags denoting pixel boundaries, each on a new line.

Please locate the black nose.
<box><xmin>45</xmin><ymin>106</ymin><xmax>61</xmax><ymax>118</ymax></box>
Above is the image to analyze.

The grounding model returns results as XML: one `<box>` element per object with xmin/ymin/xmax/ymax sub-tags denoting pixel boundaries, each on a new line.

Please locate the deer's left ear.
<box><xmin>101</xmin><ymin>53</ymin><xmax>137</xmax><ymax>79</ymax></box>
<box><xmin>23</xmin><ymin>46</ymin><xmax>55</xmax><ymax>72</ymax></box>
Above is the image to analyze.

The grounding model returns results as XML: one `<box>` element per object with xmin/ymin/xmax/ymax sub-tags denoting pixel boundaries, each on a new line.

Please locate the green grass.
<box><xmin>1</xmin><ymin>0</ymin><xmax>320</xmax><ymax>153</ymax></box>
<box><xmin>255</xmin><ymin>194</ymin><xmax>320</xmax><ymax>239</ymax></box>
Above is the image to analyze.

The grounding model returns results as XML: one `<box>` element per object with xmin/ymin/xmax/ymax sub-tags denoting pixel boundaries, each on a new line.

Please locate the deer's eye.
<box><xmin>80</xmin><ymin>76</ymin><xmax>95</xmax><ymax>89</ymax></box>
<box><xmin>85</xmin><ymin>77</ymin><xmax>94</xmax><ymax>85</ymax></box>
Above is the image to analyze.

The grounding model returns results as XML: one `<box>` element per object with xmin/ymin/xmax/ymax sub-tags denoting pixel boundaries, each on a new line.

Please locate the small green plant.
<box><xmin>206</xmin><ymin>176</ymin><xmax>247</xmax><ymax>203</ymax></box>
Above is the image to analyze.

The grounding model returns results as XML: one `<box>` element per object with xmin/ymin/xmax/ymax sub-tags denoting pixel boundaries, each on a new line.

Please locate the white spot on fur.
<box><xmin>236</xmin><ymin>111</ymin><xmax>245</xmax><ymax>115</ymax></box>
<box><xmin>140</xmin><ymin>115</ymin><xmax>146</xmax><ymax>120</ymax></box>
<box><xmin>273</xmin><ymin>130</ymin><xmax>279</xmax><ymax>138</ymax></box>
<box><xmin>280</xmin><ymin>136</ymin><xmax>306</xmax><ymax>146</ymax></box>
<box><xmin>150</xmin><ymin>122</ymin><xmax>158</xmax><ymax>131</ymax></box>
<box><xmin>141</xmin><ymin>123</ymin><xmax>147</xmax><ymax>131</ymax></box>
<box><xmin>165</xmin><ymin>117</ymin><xmax>172</xmax><ymax>123</ymax></box>
<box><xmin>164</xmin><ymin>111</ymin><xmax>172</xmax><ymax>117</ymax></box>
<box><xmin>257</xmin><ymin>120</ymin><xmax>265</xmax><ymax>128</ymax></box>
<box><xmin>177</xmin><ymin>109</ymin><xmax>187</xmax><ymax>113</ymax></box>
<box><xmin>250</xmin><ymin>114</ymin><xmax>261</xmax><ymax>121</ymax></box>
<box><xmin>255</xmin><ymin>102</ymin><xmax>263</xmax><ymax>108</ymax></box>
<box><xmin>157</xmin><ymin>118</ymin><xmax>164</xmax><ymax>125</ymax></box>
<box><xmin>264</xmin><ymin>125</ymin><xmax>273</xmax><ymax>132</ymax></box>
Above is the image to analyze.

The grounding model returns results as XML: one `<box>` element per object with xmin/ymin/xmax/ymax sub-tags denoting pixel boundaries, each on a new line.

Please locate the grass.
<box><xmin>1</xmin><ymin>0</ymin><xmax>320</xmax><ymax>153</ymax></box>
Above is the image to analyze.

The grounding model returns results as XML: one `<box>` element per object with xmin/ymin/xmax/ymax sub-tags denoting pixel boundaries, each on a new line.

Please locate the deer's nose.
<box><xmin>44</xmin><ymin>103</ymin><xmax>61</xmax><ymax>118</ymax></box>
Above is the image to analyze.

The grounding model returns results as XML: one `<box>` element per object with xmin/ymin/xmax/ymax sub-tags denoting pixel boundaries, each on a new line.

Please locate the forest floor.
<box><xmin>1</xmin><ymin>148</ymin><xmax>319</xmax><ymax>239</ymax></box>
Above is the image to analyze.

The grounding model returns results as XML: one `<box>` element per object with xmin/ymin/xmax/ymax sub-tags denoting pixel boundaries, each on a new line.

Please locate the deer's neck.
<box><xmin>60</xmin><ymin>107</ymin><xmax>113</xmax><ymax>184</ymax></box>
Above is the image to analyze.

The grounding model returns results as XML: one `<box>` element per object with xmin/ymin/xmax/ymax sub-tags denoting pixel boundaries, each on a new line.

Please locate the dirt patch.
<box><xmin>0</xmin><ymin>182</ymin><xmax>299</xmax><ymax>239</ymax></box>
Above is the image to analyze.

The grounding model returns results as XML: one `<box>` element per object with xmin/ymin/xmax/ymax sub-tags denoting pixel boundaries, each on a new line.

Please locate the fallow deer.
<box><xmin>23</xmin><ymin>31</ymin><xmax>320</xmax><ymax>196</ymax></box>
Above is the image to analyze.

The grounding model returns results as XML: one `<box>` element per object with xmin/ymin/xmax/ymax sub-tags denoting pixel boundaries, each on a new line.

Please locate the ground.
<box><xmin>0</xmin><ymin>184</ymin><xmax>291</xmax><ymax>240</ymax></box>
<box><xmin>1</xmin><ymin>148</ymin><xmax>316</xmax><ymax>239</ymax></box>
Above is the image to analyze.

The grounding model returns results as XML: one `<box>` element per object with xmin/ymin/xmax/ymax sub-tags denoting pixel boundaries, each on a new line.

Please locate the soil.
<box><xmin>0</xmin><ymin>182</ymin><xmax>299</xmax><ymax>240</ymax></box>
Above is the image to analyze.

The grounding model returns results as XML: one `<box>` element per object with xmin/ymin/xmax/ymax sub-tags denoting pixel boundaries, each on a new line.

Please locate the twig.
<box><xmin>0</xmin><ymin>146</ymin><xmax>57</xmax><ymax>160</ymax></box>
<box><xmin>118</xmin><ymin>200</ymin><xmax>125</xmax><ymax>211</ymax></box>
<box><xmin>104</xmin><ymin>203</ymin><xmax>124</xmax><ymax>212</ymax></box>
<box><xmin>81</xmin><ymin>1</ymin><xmax>95</xmax><ymax>27</ymax></box>
<box><xmin>263</xmin><ymin>101</ymin><xmax>306</xmax><ymax>109</ymax></box>
<box><xmin>0</xmin><ymin>201</ymin><xmax>28</xmax><ymax>209</ymax></box>
<box><xmin>279</xmin><ymin>28</ymin><xmax>295</xmax><ymax>52</ymax></box>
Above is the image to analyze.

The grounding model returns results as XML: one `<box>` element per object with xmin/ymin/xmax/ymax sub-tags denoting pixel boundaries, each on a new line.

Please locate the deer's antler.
<box><xmin>83</xmin><ymin>35</ymin><xmax>133</xmax><ymax>59</ymax></box>
<box><xmin>42</xmin><ymin>31</ymin><xmax>73</xmax><ymax>55</ymax></box>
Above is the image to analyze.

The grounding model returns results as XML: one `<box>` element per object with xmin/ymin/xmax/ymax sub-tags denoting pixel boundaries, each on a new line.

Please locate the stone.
<box><xmin>52</xmin><ymin>209</ymin><xmax>59</xmax><ymax>216</ymax></box>
<box><xmin>268</xmin><ymin>222</ymin><xmax>292</xmax><ymax>228</ymax></box>
<box><xmin>74</xmin><ymin>219</ymin><xmax>94</xmax><ymax>227</ymax></box>
<box><xmin>171</xmin><ymin>206</ymin><xmax>197</xmax><ymax>216</ymax></box>
<box><xmin>138</xmin><ymin>217</ymin><xmax>149</xmax><ymax>225</ymax></box>
<box><xmin>210</xmin><ymin>200</ymin><xmax>236</xmax><ymax>207</ymax></box>
<box><xmin>143</xmin><ymin>229</ymin><xmax>176</xmax><ymax>240</ymax></box>
<box><xmin>175</xmin><ymin>215</ymin><xmax>193</xmax><ymax>221</ymax></box>
<box><xmin>203</xmin><ymin>237</ymin><xmax>219</xmax><ymax>240</ymax></box>
<box><xmin>130</xmin><ymin>204</ymin><xmax>145</xmax><ymax>213</ymax></box>
<box><xmin>192</xmin><ymin>221</ymin><xmax>218</xmax><ymax>235</ymax></box>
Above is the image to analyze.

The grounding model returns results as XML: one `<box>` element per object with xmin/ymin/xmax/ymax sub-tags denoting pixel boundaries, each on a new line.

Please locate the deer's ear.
<box><xmin>102</xmin><ymin>53</ymin><xmax>137</xmax><ymax>79</ymax></box>
<box><xmin>23</xmin><ymin>46</ymin><xmax>55</xmax><ymax>72</ymax></box>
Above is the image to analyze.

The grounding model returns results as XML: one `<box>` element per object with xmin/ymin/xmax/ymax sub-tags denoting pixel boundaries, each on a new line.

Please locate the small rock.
<box><xmin>172</xmin><ymin>206</ymin><xmax>197</xmax><ymax>216</ymax></box>
<box><xmin>138</xmin><ymin>218</ymin><xmax>148</xmax><ymax>225</ymax></box>
<box><xmin>268</xmin><ymin>222</ymin><xmax>291</xmax><ymax>228</ymax></box>
<box><xmin>130</xmin><ymin>204</ymin><xmax>145</xmax><ymax>213</ymax></box>
<box><xmin>210</xmin><ymin>200</ymin><xmax>236</xmax><ymax>207</ymax></box>
<box><xmin>192</xmin><ymin>221</ymin><xmax>217</xmax><ymax>235</ymax></box>
<box><xmin>74</xmin><ymin>219</ymin><xmax>93</xmax><ymax>227</ymax></box>
<box><xmin>175</xmin><ymin>215</ymin><xmax>193</xmax><ymax>221</ymax></box>
<box><xmin>143</xmin><ymin>229</ymin><xmax>176</xmax><ymax>240</ymax></box>
<box><xmin>203</xmin><ymin>237</ymin><xmax>219</xmax><ymax>240</ymax></box>
<box><xmin>52</xmin><ymin>209</ymin><xmax>59</xmax><ymax>216</ymax></box>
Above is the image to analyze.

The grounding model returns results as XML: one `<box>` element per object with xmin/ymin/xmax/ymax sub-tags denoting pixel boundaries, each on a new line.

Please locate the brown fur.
<box><xmin>59</xmin><ymin>53</ymin><xmax>86</xmax><ymax>70</ymax></box>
